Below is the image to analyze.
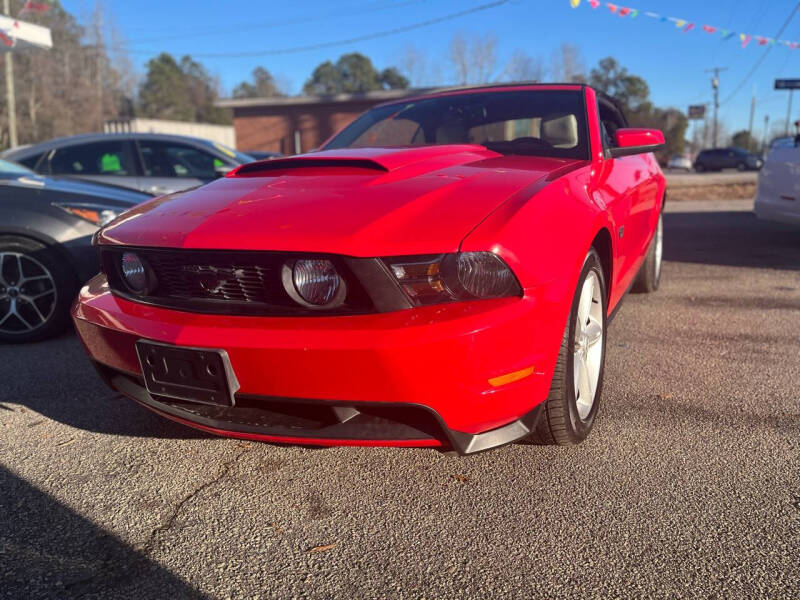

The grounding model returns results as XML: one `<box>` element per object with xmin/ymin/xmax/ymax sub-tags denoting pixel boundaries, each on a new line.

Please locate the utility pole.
<box><xmin>748</xmin><ymin>86</ymin><xmax>756</xmax><ymax>150</ymax></box>
<box><xmin>3</xmin><ymin>0</ymin><xmax>17</xmax><ymax>148</ymax></box>
<box><xmin>785</xmin><ymin>90</ymin><xmax>795</xmax><ymax>135</ymax></box>
<box><xmin>705</xmin><ymin>67</ymin><xmax>728</xmax><ymax>148</ymax></box>
<box><xmin>762</xmin><ymin>114</ymin><xmax>770</xmax><ymax>152</ymax></box>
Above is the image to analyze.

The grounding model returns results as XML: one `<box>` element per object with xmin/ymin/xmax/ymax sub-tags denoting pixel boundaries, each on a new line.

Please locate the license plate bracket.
<box><xmin>135</xmin><ymin>340</ymin><xmax>240</xmax><ymax>406</ymax></box>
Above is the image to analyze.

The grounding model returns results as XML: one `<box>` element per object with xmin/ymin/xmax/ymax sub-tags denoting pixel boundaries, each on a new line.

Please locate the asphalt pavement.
<box><xmin>1</xmin><ymin>198</ymin><xmax>798</xmax><ymax>599</ymax></box>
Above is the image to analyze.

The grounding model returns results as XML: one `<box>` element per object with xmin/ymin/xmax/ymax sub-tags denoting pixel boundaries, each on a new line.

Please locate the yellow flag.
<box><xmin>675</xmin><ymin>19</ymin><xmax>686</xmax><ymax>28</ymax></box>
<box><xmin>570</xmin><ymin>0</ymin><xmax>581</xmax><ymax>7</ymax></box>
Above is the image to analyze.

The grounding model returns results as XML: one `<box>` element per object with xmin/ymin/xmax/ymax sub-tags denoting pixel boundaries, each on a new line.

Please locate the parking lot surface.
<box><xmin>1</xmin><ymin>199</ymin><xmax>798</xmax><ymax>599</ymax></box>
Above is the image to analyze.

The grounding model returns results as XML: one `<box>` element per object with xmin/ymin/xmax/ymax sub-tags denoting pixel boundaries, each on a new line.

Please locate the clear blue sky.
<box><xmin>62</xmin><ymin>0</ymin><xmax>800</xmax><ymax>140</ymax></box>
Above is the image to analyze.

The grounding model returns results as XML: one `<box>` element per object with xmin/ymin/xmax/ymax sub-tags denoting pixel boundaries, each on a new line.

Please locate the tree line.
<box><xmin>1</xmin><ymin>0</ymin><xmax>688</xmax><ymax>161</ymax></box>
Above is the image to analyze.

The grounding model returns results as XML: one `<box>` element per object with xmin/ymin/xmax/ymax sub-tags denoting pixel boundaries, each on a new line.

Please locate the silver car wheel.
<box><xmin>0</xmin><ymin>252</ymin><xmax>57</xmax><ymax>334</ymax></box>
<box><xmin>573</xmin><ymin>270</ymin><xmax>604</xmax><ymax>420</ymax></box>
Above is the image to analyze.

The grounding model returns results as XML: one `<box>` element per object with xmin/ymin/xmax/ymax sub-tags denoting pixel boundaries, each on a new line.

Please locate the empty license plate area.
<box><xmin>135</xmin><ymin>340</ymin><xmax>240</xmax><ymax>406</ymax></box>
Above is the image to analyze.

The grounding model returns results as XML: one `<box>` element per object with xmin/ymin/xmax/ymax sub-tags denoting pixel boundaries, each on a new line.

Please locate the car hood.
<box><xmin>98</xmin><ymin>145</ymin><xmax>585</xmax><ymax>256</ymax></box>
<box><xmin>0</xmin><ymin>173</ymin><xmax>149</xmax><ymax>205</ymax></box>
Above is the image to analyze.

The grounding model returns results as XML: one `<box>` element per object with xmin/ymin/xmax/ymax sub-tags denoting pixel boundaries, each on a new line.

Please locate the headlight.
<box><xmin>385</xmin><ymin>252</ymin><xmax>521</xmax><ymax>306</ymax></box>
<box><xmin>120</xmin><ymin>252</ymin><xmax>148</xmax><ymax>293</ymax></box>
<box><xmin>54</xmin><ymin>203</ymin><xmax>120</xmax><ymax>226</ymax></box>
<box><xmin>283</xmin><ymin>259</ymin><xmax>346</xmax><ymax>308</ymax></box>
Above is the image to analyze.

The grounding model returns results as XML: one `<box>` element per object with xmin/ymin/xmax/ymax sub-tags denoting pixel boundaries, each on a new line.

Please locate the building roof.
<box><xmin>216</xmin><ymin>88</ymin><xmax>433</xmax><ymax>109</ymax></box>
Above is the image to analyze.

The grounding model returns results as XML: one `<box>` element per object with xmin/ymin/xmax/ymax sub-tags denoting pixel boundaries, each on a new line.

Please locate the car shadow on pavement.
<box><xmin>0</xmin><ymin>332</ymin><xmax>210</xmax><ymax>440</ymax></box>
<box><xmin>664</xmin><ymin>210</ymin><xmax>800</xmax><ymax>271</ymax></box>
<box><xmin>0</xmin><ymin>465</ymin><xmax>205</xmax><ymax>598</ymax></box>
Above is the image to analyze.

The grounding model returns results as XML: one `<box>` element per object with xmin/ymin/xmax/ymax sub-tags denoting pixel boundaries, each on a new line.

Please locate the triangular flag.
<box><xmin>619</xmin><ymin>7</ymin><xmax>630</xmax><ymax>17</ymax></box>
<box><xmin>660</xmin><ymin>16</ymin><xmax>668</xmax><ymax>22</ymax></box>
<box><xmin>589</xmin><ymin>0</ymin><xmax>600</xmax><ymax>8</ymax></box>
<box><xmin>683</xmin><ymin>23</ymin><xmax>695</xmax><ymax>33</ymax></box>
<box><xmin>629</xmin><ymin>9</ymin><xmax>638</xmax><ymax>17</ymax></box>
<box><xmin>19</xmin><ymin>1</ymin><xmax>51</xmax><ymax>15</ymax></box>
<box><xmin>702</xmin><ymin>25</ymin><xmax>716</xmax><ymax>34</ymax></box>
<box><xmin>570</xmin><ymin>0</ymin><xmax>581</xmax><ymax>8</ymax></box>
<box><xmin>741</xmin><ymin>34</ymin><xmax>752</xmax><ymax>48</ymax></box>
<box><xmin>675</xmin><ymin>19</ymin><xmax>686</xmax><ymax>28</ymax></box>
<box><xmin>0</xmin><ymin>31</ymin><xmax>15</xmax><ymax>47</ymax></box>
<box><xmin>608</xmin><ymin>3</ymin><xmax>618</xmax><ymax>14</ymax></box>
<box><xmin>757</xmin><ymin>36</ymin><xmax>768</xmax><ymax>45</ymax></box>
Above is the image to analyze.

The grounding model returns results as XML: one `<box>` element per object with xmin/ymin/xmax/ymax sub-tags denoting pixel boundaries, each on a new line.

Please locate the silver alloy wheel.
<box><xmin>0</xmin><ymin>252</ymin><xmax>57</xmax><ymax>334</ymax></box>
<box><xmin>573</xmin><ymin>270</ymin><xmax>604</xmax><ymax>420</ymax></box>
<box><xmin>654</xmin><ymin>212</ymin><xmax>664</xmax><ymax>282</ymax></box>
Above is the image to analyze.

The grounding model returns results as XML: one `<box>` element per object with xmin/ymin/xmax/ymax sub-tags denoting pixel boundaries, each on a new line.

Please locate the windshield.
<box><xmin>324</xmin><ymin>89</ymin><xmax>590</xmax><ymax>160</ymax></box>
<box><xmin>203</xmin><ymin>140</ymin><xmax>256</xmax><ymax>164</ymax></box>
<box><xmin>0</xmin><ymin>158</ymin><xmax>35</xmax><ymax>177</ymax></box>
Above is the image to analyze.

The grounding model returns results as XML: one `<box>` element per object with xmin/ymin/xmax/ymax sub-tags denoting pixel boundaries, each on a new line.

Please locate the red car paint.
<box><xmin>73</xmin><ymin>84</ymin><xmax>666</xmax><ymax>452</ymax></box>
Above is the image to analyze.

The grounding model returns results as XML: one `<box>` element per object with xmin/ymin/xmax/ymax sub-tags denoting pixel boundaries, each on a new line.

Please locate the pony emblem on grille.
<box><xmin>181</xmin><ymin>265</ymin><xmax>245</xmax><ymax>296</ymax></box>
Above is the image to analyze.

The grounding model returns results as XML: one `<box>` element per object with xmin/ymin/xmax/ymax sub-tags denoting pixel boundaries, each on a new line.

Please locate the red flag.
<box><xmin>702</xmin><ymin>25</ymin><xmax>716</xmax><ymax>34</ymax></box>
<box><xmin>683</xmin><ymin>23</ymin><xmax>695</xmax><ymax>33</ymax></box>
<box><xmin>619</xmin><ymin>7</ymin><xmax>630</xmax><ymax>17</ymax></box>
<box><xmin>589</xmin><ymin>0</ymin><xmax>600</xmax><ymax>7</ymax></box>
<box><xmin>19</xmin><ymin>1</ymin><xmax>51</xmax><ymax>15</ymax></box>
<box><xmin>0</xmin><ymin>31</ymin><xmax>15</xmax><ymax>47</ymax></box>
<box><xmin>607</xmin><ymin>3</ymin><xmax>618</xmax><ymax>14</ymax></box>
<box><xmin>757</xmin><ymin>36</ymin><xmax>769</xmax><ymax>46</ymax></box>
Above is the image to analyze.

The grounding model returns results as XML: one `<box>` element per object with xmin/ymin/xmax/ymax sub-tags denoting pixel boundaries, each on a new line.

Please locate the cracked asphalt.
<box><xmin>1</xmin><ymin>199</ymin><xmax>798</xmax><ymax>599</ymax></box>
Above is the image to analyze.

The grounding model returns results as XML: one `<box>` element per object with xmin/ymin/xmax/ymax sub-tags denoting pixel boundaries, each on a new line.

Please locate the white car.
<box><xmin>667</xmin><ymin>155</ymin><xmax>692</xmax><ymax>171</ymax></box>
<box><xmin>754</xmin><ymin>143</ymin><xmax>800</xmax><ymax>225</ymax></box>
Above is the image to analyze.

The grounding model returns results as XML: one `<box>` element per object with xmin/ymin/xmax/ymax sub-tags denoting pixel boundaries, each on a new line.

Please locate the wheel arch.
<box><xmin>590</xmin><ymin>227</ymin><xmax>613</xmax><ymax>304</ymax></box>
<box><xmin>0</xmin><ymin>230</ymin><xmax>81</xmax><ymax>286</ymax></box>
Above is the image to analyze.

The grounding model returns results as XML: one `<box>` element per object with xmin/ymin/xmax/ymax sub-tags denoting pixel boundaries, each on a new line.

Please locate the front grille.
<box><xmin>101</xmin><ymin>248</ymin><xmax>374</xmax><ymax>316</ymax></box>
<box><xmin>145</xmin><ymin>251</ymin><xmax>276</xmax><ymax>304</ymax></box>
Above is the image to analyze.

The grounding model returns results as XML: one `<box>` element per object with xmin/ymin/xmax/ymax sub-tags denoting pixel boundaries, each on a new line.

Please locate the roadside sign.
<box><xmin>0</xmin><ymin>15</ymin><xmax>52</xmax><ymax>51</ymax></box>
<box><xmin>688</xmin><ymin>105</ymin><xmax>706</xmax><ymax>119</ymax></box>
<box><xmin>775</xmin><ymin>79</ymin><xmax>800</xmax><ymax>90</ymax></box>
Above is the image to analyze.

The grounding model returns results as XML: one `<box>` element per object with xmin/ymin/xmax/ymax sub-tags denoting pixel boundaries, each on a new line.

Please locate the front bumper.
<box><xmin>73</xmin><ymin>274</ymin><xmax>566</xmax><ymax>453</ymax></box>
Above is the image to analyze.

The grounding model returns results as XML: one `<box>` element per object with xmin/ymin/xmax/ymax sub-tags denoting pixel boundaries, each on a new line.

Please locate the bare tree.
<box><xmin>500</xmin><ymin>50</ymin><xmax>544</xmax><ymax>83</ymax></box>
<box><xmin>398</xmin><ymin>44</ymin><xmax>442</xmax><ymax>87</ymax></box>
<box><xmin>550</xmin><ymin>43</ymin><xmax>586</xmax><ymax>83</ymax></box>
<box><xmin>449</xmin><ymin>32</ymin><xmax>498</xmax><ymax>85</ymax></box>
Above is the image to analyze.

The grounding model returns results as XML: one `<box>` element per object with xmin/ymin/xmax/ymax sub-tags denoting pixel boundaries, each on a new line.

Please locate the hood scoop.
<box><xmin>231</xmin><ymin>156</ymin><xmax>388</xmax><ymax>177</ymax></box>
<box><xmin>230</xmin><ymin>145</ymin><xmax>502</xmax><ymax>178</ymax></box>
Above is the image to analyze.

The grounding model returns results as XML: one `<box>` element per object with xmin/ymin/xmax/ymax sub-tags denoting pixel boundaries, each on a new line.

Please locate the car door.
<box><xmin>135</xmin><ymin>139</ymin><xmax>226</xmax><ymax>195</ymax></box>
<box><xmin>595</xmin><ymin>112</ymin><xmax>658</xmax><ymax>289</ymax></box>
<box><xmin>45</xmin><ymin>140</ymin><xmax>140</xmax><ymax>191</ymax></box>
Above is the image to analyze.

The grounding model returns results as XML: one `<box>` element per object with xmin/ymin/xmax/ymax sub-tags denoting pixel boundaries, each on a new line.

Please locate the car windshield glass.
<box><xmin>202</xmin><ymin>140</ymin><xmax>254</xmax><ymax>164</ymax></box>
<box><xmin>324</xmin><ymin>89</ymin><xmax>590</xmax><ymax>160</ymax></box>
<box><xmin>0</xmin><ymin>159</ymin><xmax>35</xmax><ymax>176</ymax></box>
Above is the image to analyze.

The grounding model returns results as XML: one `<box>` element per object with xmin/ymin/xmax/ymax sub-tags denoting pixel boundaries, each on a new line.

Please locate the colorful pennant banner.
<box><xmin>569</xmin><ymin>1</ymin><xmax>800</xmax><ymax>50</ymax></box>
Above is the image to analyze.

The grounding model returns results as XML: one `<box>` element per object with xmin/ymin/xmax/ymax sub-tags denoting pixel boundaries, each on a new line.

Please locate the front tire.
<box><xmin>531</xmin><ymin>249</ymin><xmax>607</xmax><ymax>445</ymax></box>
<box><xmin>631</xmin><ymin>211</ymin><xmax>664</xmax><ymax>294</ymax></box>
<box><xmin>0</xmin><ymin>236</ymin><xmax>77</xmax><ymax>343</ymax></box>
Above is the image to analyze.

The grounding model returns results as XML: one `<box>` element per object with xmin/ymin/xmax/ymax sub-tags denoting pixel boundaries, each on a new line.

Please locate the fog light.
<box><xmin>120</xmin><ymin>252</ymin><xmax>147</xmax><ymax>293</ymax></box>
<box><xmin>290</xmin><ymin>259</ymin><xmax>343</xmax><ymax>306</ymax></box>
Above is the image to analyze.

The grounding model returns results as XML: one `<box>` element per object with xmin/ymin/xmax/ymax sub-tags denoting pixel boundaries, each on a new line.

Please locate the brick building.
<box><xmin>216</xmin><ymin>89</ymin><xmax>430</xmax><ymax>155</ymax></box>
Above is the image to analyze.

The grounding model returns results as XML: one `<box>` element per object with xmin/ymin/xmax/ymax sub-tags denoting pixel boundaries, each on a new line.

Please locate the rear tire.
<box><xmin>695</xmin><ymin>163</ymin><xmax>705</xmax><ymax>172</ymax></box>
<box><xmin>0</xmin><ymin>236</ymin><xmax>78</xmax><ymax>343</ymax></box>
<box><xmin>631</xmin><ymin>211</ymin><xmax>663</xmax><ymax>294</ymax></box>
<box><xmin>530</xmin><ymin>249</ymin><xmax>607</xmax><ymax>445</ymax></box>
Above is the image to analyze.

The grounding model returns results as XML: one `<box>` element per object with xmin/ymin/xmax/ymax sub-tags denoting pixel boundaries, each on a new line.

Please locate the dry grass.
<box><xmin>668</xmin><ymin>182</ymin><xmax>756</xmax><ymax>202</ymax></box>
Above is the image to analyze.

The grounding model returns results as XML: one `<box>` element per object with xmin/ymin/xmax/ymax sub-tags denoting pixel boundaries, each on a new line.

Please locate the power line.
<box><xmin>720</xmin><ymin>1</ymin><xmax>800</xmax><ymax>106</ymax></box>
<box><xmin>119</xmin><ymin>0</ymin><xmax>510</xmax><ymax>58</ymax></box>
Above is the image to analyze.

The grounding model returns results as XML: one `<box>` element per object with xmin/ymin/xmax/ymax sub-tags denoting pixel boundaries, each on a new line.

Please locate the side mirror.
<box><xmin>609</xmin><ymin>128</ymin><xmax>665</xmax><ymax>158</ymax></box>
<box><xmin>214</xmin><ymin>165</ymin><xmax>231</xmax><ymax>178</ymax></box>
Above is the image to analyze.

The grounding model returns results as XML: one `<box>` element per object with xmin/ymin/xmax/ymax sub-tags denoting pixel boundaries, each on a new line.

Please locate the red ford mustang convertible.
<box><xmin>73</xmin><ymin>84</ymin><xmax>666</xmax><ymax>454</ymax></box>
